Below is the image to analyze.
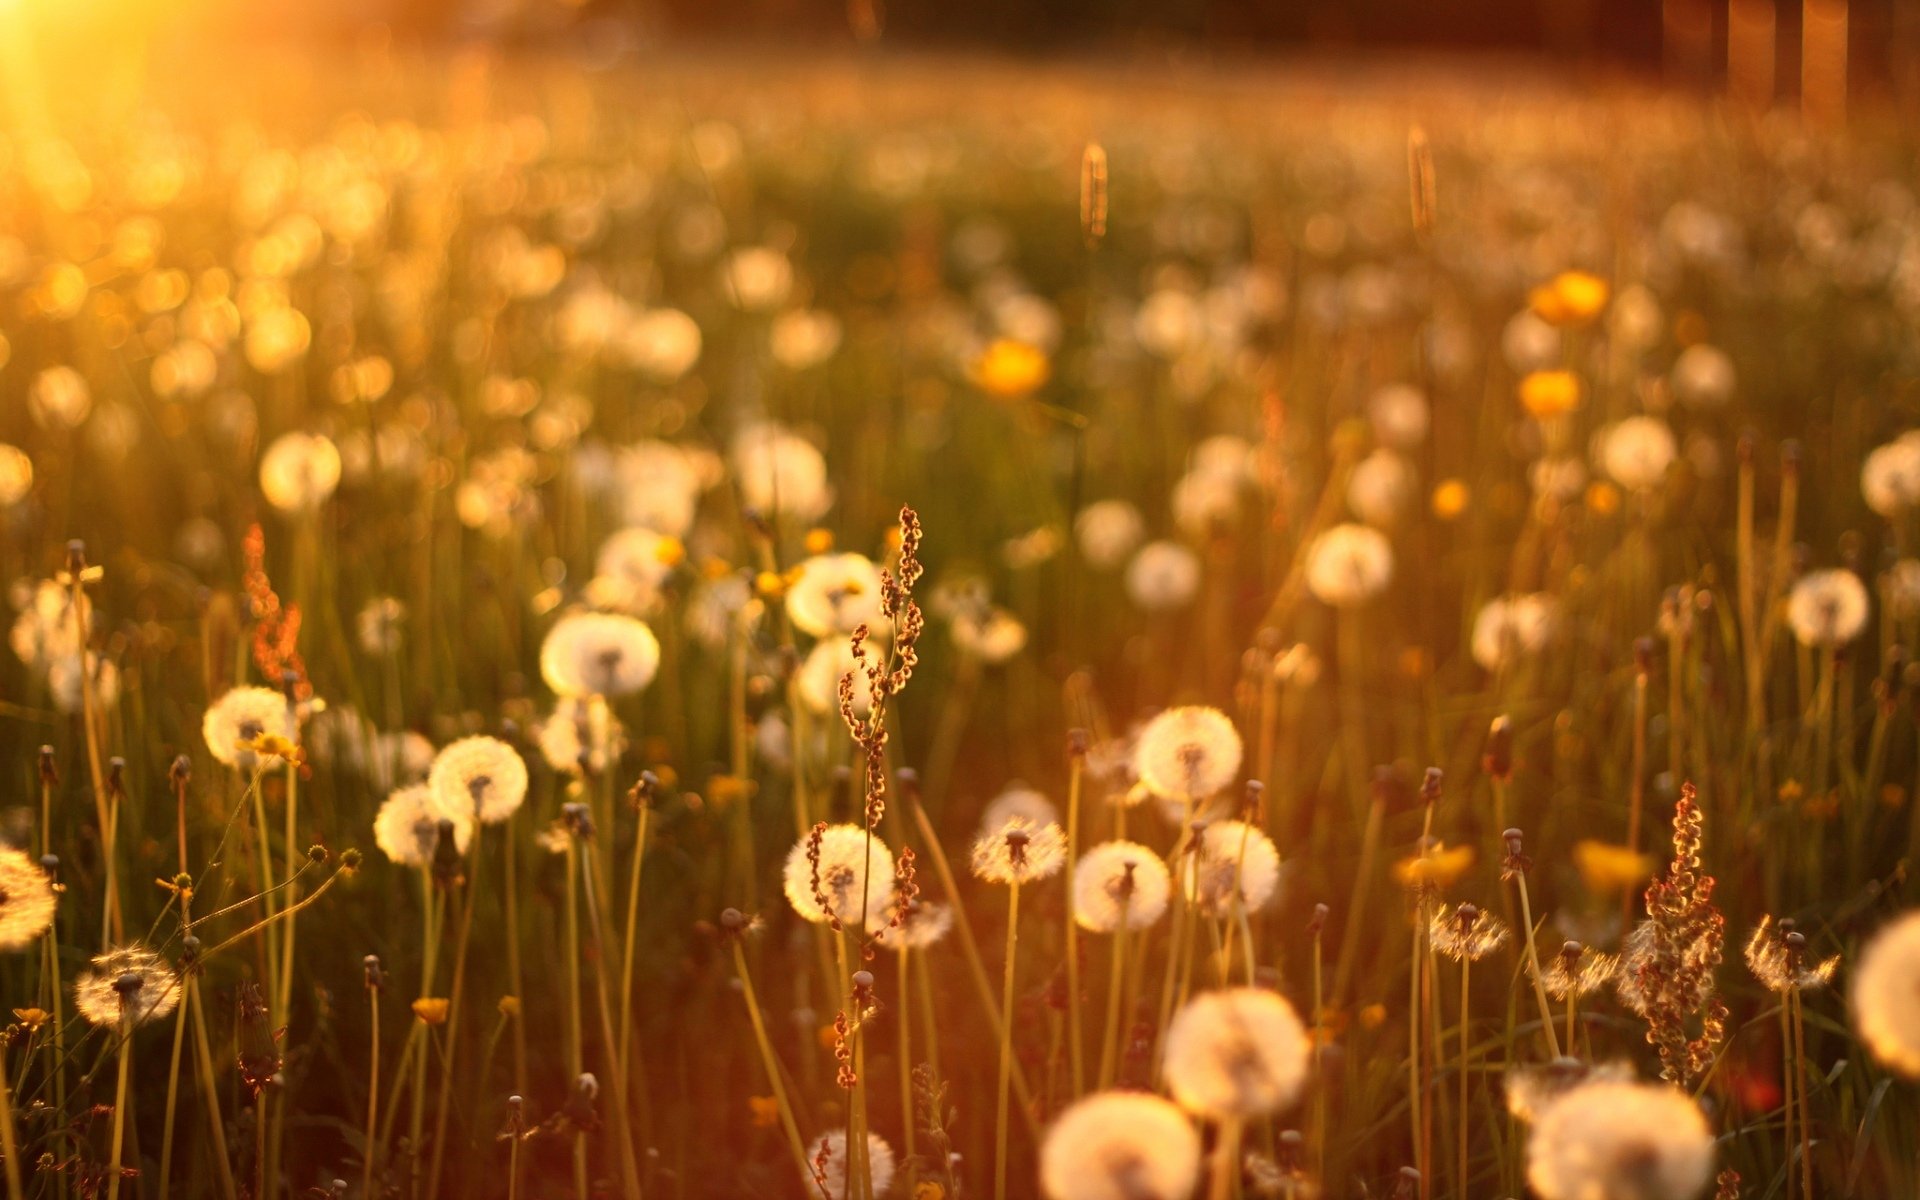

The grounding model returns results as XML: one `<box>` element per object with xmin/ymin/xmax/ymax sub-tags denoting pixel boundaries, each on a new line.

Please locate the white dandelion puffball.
<box><xmin>259</xmin><ymin>432</ymin><xmax>343</xmax><ymax>514</ymax></box>
<box><xmin>203</xmin><ymin>687</ymin><xmax>298</xmax><ymax>770</ymax></box>
<box><xmin>1367</xmin><ymin>383</ymin><xmax>1429</xmax><ymax>450</ymax></box>
<box><xmin>1525</xmin><ymin>1081</ymin><xmax>1715</xmax><ymax>1200</ymax></box>
<box><xmin>374</xmin><ymin>784</ymin><xmax>473</xmax><ymax>868</ymax></box>
<box><xmin>721</xmin><ymin>246</ymin><xmax>794</xmax><ymax>312</ymax></box>
<box><xmin>621</xmin><ymin>307</ymin><xmax>702</xmax><ymax>383</ymax></box>
<box><xmin>539</xmin><ymin>612</ymin><xmax>661</xmax><ymax>698</ymax></box>
<box><xmin>1170</xmin><ymin>469</ymin><xmax>1242</xmax><ymax>537</ymax></box>
<box><xmin>1134</xmin><ymin>706</ymin><xmax>1243</xmax><ymax>803</ymax></box>
<box><xmin>1670</xmin><ymin>343</ymin><xmax>1736</xmax><ymax>409</ymax></box>
<box><xmin>535</xmin><ymin>697</ymin><xmax>622</xmax><ymax>776</ymax></box>
<box><xmin>615</xmin><ymin>440</ymin><xmax>705</xmax><ymax>535</ymax></box>
<box><xmin>73</xmin><ymin>947</ymin><xmax>180</xmax><ymax>1028</ymax></box>
<box><xmin>1470</xmin><ymin>593</ymin><xmax>1557</xmax><ymax>673</ymax></box>
<box><xmin>0</xmin><ymin>444</ymin><xmax>32</xmax><ymax>507</ymax></box>
<box><xmin>979</xmin><ymin>784</ymin><xmax>1060</xmax><ymax>836</ymax></box>
<box><xmin>29</xmin><ymin>366</ymin><xmax>92</xmax><ymax>430</ymax></box>
<box><xmin>796</xmin><ymin>639</ymin><xmax>879</xmax><ymax>717</ymax></box>
<box><xmin>732</xmin><ymin>422</ymin><xmax>832</xmax><ymax>521</ymax></box>
<box><xmin>1501</xmin><ymin>309</ymin><xmax>1561</xmax><ymax>374</ymax></box>
<box><xmin>1347</xmin><ymin>449</ymin><xmax>1418</xmax><ymax>527</ymax></box>
<box><xmin>1162</xmin><ymin>987</ymin><xmax>1312</xmax><ymax>1121</ymax></box>
<box><xmin>0</xmin><ymin>848</ymin><xmax>57</xmax><ymax>949</ymax></box>
<box><xmin>874</xmin><ymin>899</ymin><xmax>956</xmax><ymax>951</ymax></box>
<box><xmin>594</xmin><ymin>528</ymin><xmax>682</xmax><ymax>602</ymax></box>
<box><xmin>786</xmin><ymin>553</ymin><xmax>887</xmax><ymax>639</ymax></box>
<box><xmin>971</xmin><ymin>816</ymin><xmax>1068</xmax><ymax>885</ymax></box>
<box><xmin>428</xmin><ymin>736</ymin><xmax>529</xmax><ymax>825</ymax></box>
<box><xmin>1126</xmin><ymin>541</ymin><xmax>1201</xmax><ymax>612</ymax></box>
<box><xmin>783</xmin><ymin>824</ymin><xmax>896</xmax><ymax>928</ymax></box>
<box><xmin>1610</xmin><ymin>284</ymin><xmax>1664</xmax><ymax>351</ymax></box>
<box><xmin>48</xmin><ymin>653</ymin><xmax>118</xmax><ymax>716</ymax></box>
<box><xmin>1073</xmin><ymin>841</ymin><xmax>1173</xmax><ymax>933</ymax></box>
<box><xmin>1183</xmin><ymin>820</ymin><xmax>1282</xmax><ymax>915</ymax></box>
<box><xmin>1597</xmin><ymin>416</ymin><xmax>1678</xmax><ymax>492</ymax></box>
<box><xmin>1304</xmin><ymin>523</ymin><xmax>1393</xmax><ymax>608</ymax></box>
<box><xmin>1786</xmin><ymin>569</ymin><xmax>1870</xmax><ymax>648</ymax></box>
<box><xmin>770</xmin><ymin>308</ymin><xmax>842</xmax><ymax>370</ymax></box>
<box><xmin>1040</xmin><ymin>1091</ymin><xmax>1201</xmax><ymax>1200</ymax></box>
<box><xmin>1862</xmin><ymin>434</ymin><xmax>1920</xmax><ymax>517</ymax></box>
<box><xmin>1076</xmin><ymin>499</ymin><xmax>1146</xmax><ymax>569</ymax></box>
<box><xmin>951</xmin><ymin>606</ymin><xmax>1028</xmax><ymax>664</ymax></box>
<box><xmin>1854</xmin><ymin>910</ymin><xmax>1920</xmax><ymax>1076</ymax></box>
<box><xmin>808</xmin><ymin>1130</ymin><xmax>895</xmax><ymax>1200</ymax></box>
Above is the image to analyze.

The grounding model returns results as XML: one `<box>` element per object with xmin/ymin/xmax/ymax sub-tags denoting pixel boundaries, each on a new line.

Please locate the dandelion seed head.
<box><xmin>1853</xmin><ymin>909</ymin><xmax>1920</xmax><ymax>1076</ymax></box>
<box><xmin>74</xmin><ymin>947</ymin><xmax>179</xmax><ymax>1028</ymax></box>
<box><xmin>202</xmin><ymin>686</ymin><xmax>297</xmax><ymax>770</ymax></box>
<box><xmin>1525</xmin><ymin>1080</ymin><xmax>1715</xmax><ymax>1200</ymax></box>
<box><xmin>621</xmin><ymin>307</ymin><xmax>702</xmax><ymax>383</ymax></box>
<box><xmin>721</xmin><ymin>247</ymin><xmax>794</xmax><ymax>312</ymax></box>
<box><xmin>782</xmin><ymin>824</ymin><xmax>896</xmax><ymax>928</ymax></box>
<box><xmin>979</xmin><ymin>784</ymin><xmax>1060</xmax><ymax>836</ymax></box>
<box><xmin>807</xmin><ymin>1130</ymin><xmax>895</xmax><ymax>1200</ymax></box>
<box><xmin>732</xmin><ymin>422</ymin><xmax>832</xmax><ymax>522</ymax></box>
<box><xmin>1597</xmin><ymin>416</ymin><xmax>1678</xmax><ymax>492</ymax></box>
<box><xmin>1429</xmin><ymin>903</ymin><xmax>1511</xmax><ymax>963</ymax></box>
<box><xmin>770</xmin><ymin>308</ymin><xmax>843</xmax><ymax>370</ymax></box>
<box><xmin>874</xmin><ymin>898</ymin><xmax>954</xmax><ymax>951</ymax></box>
<box><xmin>1504</xmin><ymin>1058</ymin><xmax>1635</xmax><ymax>1124</ymax></box>
<box><xmin>1670</xmin><ymin>343</ymin><xmax>1736</xmax><ymax>410</ymax></box>
<box><xmin>374</xmin><ymin>784</ymin><xmax>473</xmax><ymax>868</ymax></box>
<box><xmin>1304</xmin><ymin>523</ymin><xmax>1393</xmax><ymax>608</ymax></box>
<box><xmin>1182</xmin><ymin>821</ymin><xmax>1281</xmax><ymax>915</ymax></box>
<box><xmin>797</xmin><ymin>639</ymin><xmax>878</xmax><ymax>717</ymax></box>
<box><xmin>592</xmin><ymin>527</ymin><xmax>683</xmax><ymax>612</ymax></box>
<box><xmin>786</xmin><ymin>553</ymin><xmax>888</xmax><ymax>639</ymax></box>
<box><xmin>1162</xmin><ymin>987</ymin><xmax>1312</xmax><ymax>1121</ymax></box>
<box><xmin>539</xmin><ymin>611</ymin><xmax>661</xmax><ymax>698</ymax></box>
<box><xmin>1073</xmin><ymin>840</ymin><xmax>1172</xmax><ymax>933</ymax></box>
<box><xmin>1125</xmin><ymin>541</ymin><xmax>1202</xmax><ymax>611</ymax></box>
<box><xmin>1786</xmin><ymin>568</ymin><xmax>1870</xmax><ymax>648</ymax></box>
<box><xmin>1862</xmin><ymin>434</ymin><xmax>1920</xmax><ymax>517</ymax></box>
<box><xmin>1075</xmin><ymin>499</ymin><xmax>1146</xmax><ymax>569</ymax></box>
<box><xmin>1040</xmin><ymin>1091</ymin><xmax>1201</xmax><ymax>1200</ymax></box>
<box><xmin>1134</xmin><ymin>707</ymin><xmax>1243</xmax><ymax>803</ymax></box>
<box><xmin>0</xmin><ymin>848</ymin><xmax>56</xmax><ymax>949</ymax></box>
<box><xmin>614</xmin><ymin>440</ymin><xmax>706</xmax><ymax>536</ymax></box>
<box><xmin>951</xmin><ymin>606</ymin><xmax>1027</xmax><ymax>663</ymax></box>
<box><xmin>1347</xmin><ymin>449</ymin><xmax>1418</xmax><ymax>528</ymax></box>
<box><xmin>427</xmin><ymin>735</ymin><xmax>528</xmax><ymax>825</ymax></box>
<box><xmin>258</xmin><ymin>432</ymin><xmax>342</xmax><ymax>514</ymax></box>
<box><xmin>1469</xmin><ymin>592</ymin><xmax>1555</xmax><ymax>673</ymax></box>
<box><xmin>0</xmin><ymin>445</ymin><xmax>31</xmax><ymax>507</ymax></box>
<box><xmin>47</xmin><ymin>652</ymin><xmax>118</xmax><ymax>715</ymax></box>
<box><xmin>971</xmin><ymin>816</ymin><xmax>1067</xmax><ymax>885</ymax></box>
<box><xmin>1367</xmin><ymin>383</ymin><xmax>1429</xmax><ymax>450</ymax></box>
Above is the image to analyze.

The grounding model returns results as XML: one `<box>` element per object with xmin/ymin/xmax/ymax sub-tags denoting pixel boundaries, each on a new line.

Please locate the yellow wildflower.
<box><xmin>1572</xmin><ymin>840</ymin><xmax>1653</xmax><ymax>895</ymax></box>
<box><xmin>969</xmin><ymin>338</ymin><xmax>1050</xmax><ymax>398</ymax></box>
<box><xmin>1519</xmin><ymin>370</ymin><xmax>1582</xmax><ymax>418</ymax></box>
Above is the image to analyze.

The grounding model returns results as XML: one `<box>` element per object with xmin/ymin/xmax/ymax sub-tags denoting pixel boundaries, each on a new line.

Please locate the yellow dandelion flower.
<box><xmin>804</xmin><ymin>527</ymin><xmax>835</xmax><ymax>555</ymax></box>
<box><xmin>1529</xmin><ymin>271</ymin><xmax>1610</xmax><ymax>328</ymax></box>
<box><xmin>412</xmin><ymin>998</ymin><xmax>451</xmax><ymax>1025</ymax></box>
<box><xmin>1432</xmin><ymin>479</ymin><xmax>1470</xmax><ymax>520</ymax></box>
<box><xmin>1573</xmin><ymin>840</ymin><xmax>1654</xmax><ymax>895</ymax></box>
<box><xmin>1519</xmin><ymin>370</ymin><xmax>1582</xmax><ymax>418</ymax></box>
<box><xmin>1393</xmin><ymin>843</ymin><xmax>1475</xmax><ymax>890</ymax></box>
<box><xmin>1585</xmin><ymin>481</ymin><xmax>1622</xmax><ymax>516</ymax></box>
<box><xmin>1359</xmin><ymin>1003</ymin><xmax>1388</xmax><ymax>1031</ymax></box>
<box><xmin>970</xmin><ymin>338</ymin><xmax>1050</xmax><ymax>398</ymax></box>
<box><xmin>748</xmin><ymin>1095</ymin><xmax>780</xmax><ymax>1128</ymax></box>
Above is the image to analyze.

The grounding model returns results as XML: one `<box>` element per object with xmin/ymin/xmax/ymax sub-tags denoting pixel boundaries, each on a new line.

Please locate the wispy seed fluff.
<box><xmin>258</xmin><ymin>431</ymin><xmax>342</xmax><ymax>514</ymax></box>
<box><xmin>971</xmin><ymin>816</ymin><xmax>1068</xmax><ymax>885</ymax></box>
<box><xmin>74</xmin><ymin>947</ymin><xmax>180</xmax><ymax>1028</ymax></box>
<box><xmin>427</xmin><ymin>736</ymin><xmax>529</xmax><ymax>825</ymax></box>
<box><xmin>1124</xmin><ymin>541</ymin><xmax>1201</xmax><ymax>612</ymax></box>
<box><xmin>874</xmin><ymin>899</ymin><xmax>955</xmax><ymax>951</ymax></box>
<box><xmin>808</xmin><ymin>1130</ymin><xmax>895</xmax><ymax>1200</ymax></box>
<box><xmin>786</xmin><ymin>552</ymin><xmax>888</xmax><ymax>639</ymax></box>
<box><xmin>1162</xmin><ymin>987</ymin><xmax>1311</xmax><ymax>1121</ymax></box>
<box><xmin>1182</xmin><ymin>821</ymin><xmax>1282</xmax><ymax>916</ymax></box>
<box><xmin>1852</xmin><ymin>909</ymin><xmax>1920</xmax><ymax>1076</ymax></box>
<box><xmin>0</xmin><ymin>848</ymin><xmax>56</xmax><ymax>948</ymax></box>
<box><xmin>731</xmin><ymin>422</ymin><xmax>832</xmax><ymax>522</ymax></box>
<box><xmin>978</xmin><ymin>783</ymin><xmax>1060</xmax><ymax>836</ymax></box>
<box><xmin>1525</xmin><ymin>1081</ymin><xmax>1715</xmax><ymax>1200</ymax></box>
<box><xmin>783</xmin><ymin>824</ymin><xmax>896</xmax><ymax>928</ymax></box>
<box><xmin>1073</xmin><ymin>841</ymin><xmax>1173</xmax><ymax>933</ymax></box>
<box><xmin>374</xmin><ymin>785</ymin><xmax>473</xmax><ymax>868</ymax></box>
<box><xmin>1304</xmin><ymin>522</ymin><xmax>1393</xmax><ymax>608</ymax></box>
<box><xmin>202</xmin><ymin>686</ymin><xmax>298</xmax><ymax>770</ymax></box>
<box><xmin>1595</xmin><ymin>416</ymin><xmax>1678</xmax><ymax>492</ymax></box>
<box><xmin>1786</xmin><ymin>568</ymin><xmax>1870</xmax><ymax>648</ymax></box>
<box><xmin>1133</xmin><ymin>706</ymin><xmax>1243</xmax><ymax>803</ymax></box>
<box><xmin>1470</xmin><ymin>593</ymin><xmax>1556</xmax><ymax>673</ymax></box>
<box><xmin>539</xmin><ymin>611</ymin><xmax>661</xmax><ymax>699</ymax></box>
<box><xmin>1040</xmin><ymin>1091</ymin><xmax>1201</xmax><ymax>1200</ymax></box>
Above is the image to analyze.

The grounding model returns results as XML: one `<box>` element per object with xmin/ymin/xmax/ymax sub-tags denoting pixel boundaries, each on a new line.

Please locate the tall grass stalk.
<box><xmin>992</xmin><ymin>878</ymin><xmax>1021</xmax><ymax>1200</ymax></box>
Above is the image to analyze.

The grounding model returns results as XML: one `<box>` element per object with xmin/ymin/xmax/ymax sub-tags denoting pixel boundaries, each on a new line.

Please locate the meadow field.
<box><xmin>3</xmin><ymin>46</ymin><xmax>1920</xmax><ymax>1200</ymax></box>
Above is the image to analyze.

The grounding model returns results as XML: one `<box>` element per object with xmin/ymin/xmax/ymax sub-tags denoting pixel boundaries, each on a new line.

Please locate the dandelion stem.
<box><xmin>186</xmin><ymin>976</ymin><xmax>237</xmax><ymax>1200</ymax></box>
<box><xmin>1457</xmin><ymin>959</ymin><xmax>1471</xmax><ymax>1200</ymax></box>
<box><xmin>616</xmin><ymin>798</ymin><xmax>651</xmax><ymax>1127</ymax></box>
<box><xmin>1064</xmin><ymin>751</ymin><xmax>1085</xmax><ymax>1099</ymax></box>
<box><xmin>1207</xmin><ymin>1118</ymin><xmax>1242</xmax><ymax>1200</ymax></box>
<box><xmin>364</xmin><ymin>979</ymin><xmax>381</xmax><ymax>1200</ymax></box>
<box><xmin>993</xmin><ymin>879</ymin><xmax>1021</xmax><ymax>1200</ymax></box>
<box><xmin>1510</xmin><ymin>877</ymin><xmax>1562</xmax><ymax>1059</ymax></box>
<box><xmin>1098</xmin><ymin>923</ymin><xmax>1127</xmax><ymax>1090</ymax></box>
<box><xmin>157</xmin><ymin>972</ymin><xmax>190</xmax><ymax>1200</ymax></box>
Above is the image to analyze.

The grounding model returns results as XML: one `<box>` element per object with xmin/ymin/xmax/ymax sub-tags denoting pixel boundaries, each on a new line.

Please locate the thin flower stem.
<box><xmin>1206</xmin><ymin>1118</ymin><xmax>1242</xmax><ymax>1200</ymax></box>
<box><xmin>896</xmin><ymin>949</ymin><xmax>916</xmax><ymax>1194</ymax></box>
<box><xmin>156</xmin><ymin>977</ymin><xmax>190</xmax><ymax>1200</ymax></box>
<box><xmin>504</xmin><ymin>811</ymin><xmax>527</xmax><ymax>1097</ymax></box>
<box><xmin>424</xmin><ymin>825</ymin><xmax>484</xmax><ymax>1200</ymax></box>
<box><xmin>1792</xmin><ymin>988</ymin><xmax>1813</xmax><ymax>1200</ymax></box>
<box><xmin>1064</xmin><ymin>753</ymin><xmax>1085</xmax><ymax>1098</ymax></box>
<box><xmin>578</xmin><ymin>841</ymin><xmax>644</xmax><ymax>1199</ymax></box>
<box><xmin>1457</xmin><ymin>959</ymin><xmax>1470</xmax><ymax>1200</ymax></box>
<box><xmin>617</xmin><ymin>800</ymin><xmax>651</xmax><ymax>1121</ymax></box>
<box><xmin>993</xmin><ymin>880</ymin><xmax>1021</xmax><ymax>1200</ymax></box>
<box><xmin>186</xmin><ymin>977</ymin><xmax>238</xmax><ymax>1200</ymax></box>
<box><xmin>1511</xmin><ymin>877</ymin><xmax>1563</xmax><ymax>1059</ymax></box>
<box><xmin>1098</xmin><ymin>923</ymin><xmax>1127</xmax><ymax>1090</ymax></box>
<box><xmin>364</xmin><ymin>983</ymin><xmax>381</xmax><ymax>1200</ymax></box>
<box><xmin>0</xmin><ymin>1040</ymin><xmax>23</xmax><ymax>1200</ymax></box>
